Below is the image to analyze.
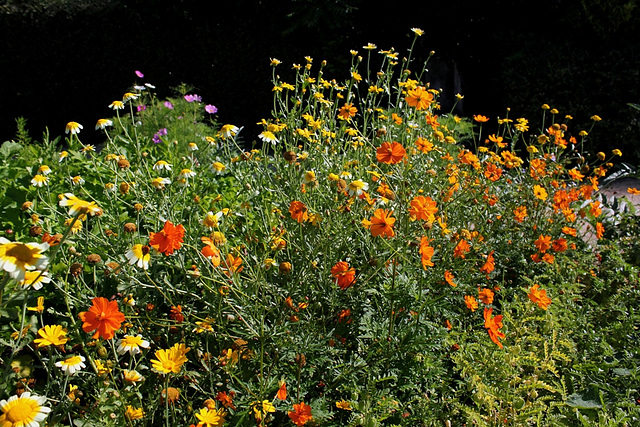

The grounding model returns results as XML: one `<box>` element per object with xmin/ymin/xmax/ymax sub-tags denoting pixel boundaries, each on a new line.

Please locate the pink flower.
<box><xmin>205</xmin><ymin>104</ymin><xmax>218</xmax><ymax>114</ymax></box>
<box><xmin>135</xmin><ymin>70</ymin><xmax>144</xmax><ymax>78</ymax></box>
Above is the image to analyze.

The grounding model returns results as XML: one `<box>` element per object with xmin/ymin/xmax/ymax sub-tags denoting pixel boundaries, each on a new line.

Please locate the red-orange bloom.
<box><xmin>338</xmin><ymin>103</ymin><xmax>357</xmax><ymax>120</ymax></box>
<box><xmin>288</xmin><ymin>402</ymin><xmax>313</xmax><ymax>426</ymax></box>
<box><xmin>409</xmin><ymin>196</ymin><xmax>438</xmax><ymax>222</ymax></box>
<box><xmin>79</xmin><ymin>297</ymin><xmax>125</xmax><ymax>340</ymax></box>
<box><xmin>596</xmin><ymin>222</ymin><xmax>604</xmax><ymax>239</ymax></box>
<box><xmin>484</xmin><ymin>163</ymin><xmax>503</xmax><ymax>182</ymax></box>
<box><xmin>478</xmin><ymin>288</ymin><xmax>494</xmax><ymax>305</ymax></box>
<box><xmin>201</xmin><ymin>236</ymin><xmax>221</xmax><ymax>267</ymax></box>
<box><xmin>419</xmin><ymin>236</ymin><xmax>435</xmax><ymax>269</ymax></box>
<box><xmin>528</xmin><ymin>284</ymin><xmax>552</xmax><ymax>310</ymax></box>
<box><xmin>169</xmin><ymin>305</ymin><xmax>184</xmax><ymax>322</ymax></box>
<box><xmin>473</xmin><ymin>114</ymin><xmax>489</xmax><ymax>123</ymax></box>
<box><xmin>405</xmin><ymin>86</ymin><xmax>433</xmax><ymax>110</ymax></box>
<box><xmin>222</xmin><ymin>253</ymin><xmax>243</xmax><ymax>276</ymax></box>
<box><xmin>534</xmin><ymin>235</ymin><xmax>552</xmax><ymax>253</ymax></box>
<box><xmin>483</xmin><ymin>307</ymin><xmax>505</xmax><ymax>349</ymax></box>
<box><xmin>276</xmin><ymin>382</ymin><xmax>287</xmax><ymax>400</ymax></box>
<box><xmin>331</xmin><ymin>261</ymin><xmax>356</xmax><ymax>290</ymax></box>
<box><xmin>215</xmin><ymin>391</ymin><xmax>236</xmax><ymax>410</ymax></box>
<box><xmin>376</xmin><ymin>141</ymin><xmax>406</xmax><ymax>164</ymax></box>
<box><xmin>464</xmin><ymin>295</ymin><xmax>478</xmax><ymax>311</ymax></box>
<box><xmin>368</xmin><ymin>209</ymin><xmax>395</xmax><ymax>238</ymax></box>
<box><xmin>149</xmin><ymin>221</ymin><xmax>185</xmax><ymax>255</ymax></box>
<box><xmin>453</xmin><ymin>239</ymin><xmax>470</xmax><ymax>259</ymax></box>
<box><xmin>444</xmin><ymin>270</ymin><xmax>456</xmax><ymax>287</ymax></box>
<box><xmin>480</xmin><ymin>251</ymin><xmax>495</xmax><ymax>275</ymax></box>
<box><xmin>552</xmin><ymin>238</ymin><xmax>567</xmax><ymax>253</ymax></box>
<box><xmin>289</xmin><ymin>201</ymin><xmax>309</xmax><ymax>223</ymax></box>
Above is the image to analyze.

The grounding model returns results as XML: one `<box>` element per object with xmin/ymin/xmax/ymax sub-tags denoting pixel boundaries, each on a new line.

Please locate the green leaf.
<box><xmin>0</xmin><ymin>141</ymin><xmax>23</xmax><ymax>159</ymax></box>
<box><xmin>566</xmin><ymin>393</ymin><xmax>602</xmax><ymax>409</ymax></box>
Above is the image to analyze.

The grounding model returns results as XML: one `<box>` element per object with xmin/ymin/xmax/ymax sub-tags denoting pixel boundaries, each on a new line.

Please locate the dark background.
<box><xmin>1</xmin><ymin>0</ymin><xmax>639</xmax><ymax>165</ymax></box>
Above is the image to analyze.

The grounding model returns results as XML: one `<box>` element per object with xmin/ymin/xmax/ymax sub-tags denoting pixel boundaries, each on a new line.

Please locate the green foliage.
<box><xmin>0</xmin><ymin>30</ymin><xmax>639</xmax><ymax>427</ymax></box>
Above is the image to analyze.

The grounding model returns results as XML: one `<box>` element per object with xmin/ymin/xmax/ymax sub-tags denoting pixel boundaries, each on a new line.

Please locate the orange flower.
<box><xmin>276</xmin><ymin>381</ymin><xmax>287</xmax><ymax>400</ymax></box>
<box><xmin>480</xmin><ymin>251</ymin><xmax>495</xmax><ymax>275</ymax></box>
<box><xmin>596</xmin><ymin>222</ymin><xmax>604</xmax><ymax>239</ymax></box>
<box><xmin>473</xmin><ymin>114</ymin><xmax>489</xmax><ymax>123</ymax></box>
<box><xmin>149</xmin><ymin>221</ymin><xmax>185</xmax><ymax>255</ymax></box>
<box><xmin>289</xmin><ymin>201</ymin><xmax>309</xmax><ymax>223</ymax></box>
<box><xmin>376</xmin><ymin>141</ymin><xmax>406</xmax><ymax>164</ymax></box>
<box><xmin>464</xmin><ymin>295</ymin><xmax>478</xmax><ymax>311</ymax></box>
<box><xmin>79</xmin><ymin>297</ymin><xmax>125</xmax><ymax>340</ymax></box>
<box><xmin>415</xmin><ymin>137</ymin><xmax>433</xmax><ymax>153</ymax></box>
<box><xmin>533</xmin><ymin>184</ymin><xmax>548</xmax><ymax>201</ymax></box>
<box><xmin>484</xmin><ymin>163</ymin><xmax>503</xmax><ymax>182</ymax></box>
<box><xmin>534</xmin><ymin>235</ymin><xmax>552</xmax><ymax>253</ymax></box>
<box><xmin>478</xmin><ymin>288</ymin><xmax>494</xmax><ymax>305</ymax></box>
<box><xmin>513</xmin><ymin>206</ymin><xmax>527</xmax><ymax>223</ymax></box>
<box><xmin>405</xmin><ymin>86</ymin><xmax>433</xmax><ymax>110</ymax></box>
<box><xmin>419</xmin><ymin>236</ymin><xmax>435</xmax><ymax>269</ymax></box>
<box><xmin>201</xmin><ymin>237</ymin><xmax>221</xmax><ymax>266</ymax></box>
<box><xmin>408</xmin><ymin>196</ymin><xmax>438</xmax><ymax>222</ymax></box>
<box><xmin>368</xmin><ymin>209</ymin><xmax>395</xmax><ymax>238</ymax></box>
<box><xmin>562</xmin><ymin>226</ymin><xmax>577</xmax><ymax>236</ymax></box>
<box><xmin>216</xmin><ymin>391</ymin><xmax>236</xmax><ymax>410</ymax></box>
<box><xmin>222</xmin><ymin>253</ymin><xmax>243</xmax><ymax>276</ymax></box>
<box><xmin>331</xmin><ymin>261</ymin><xmax>356</xmax><ymax>290</ymax></box>
<box><xmin>169</xmin><ymin>305</ymin><xmax>184</xmax><ymax>322</ymax></box>
<box><xmin>483</xmin><ymin>307</ymin><xmax>505</xmax><ymax>349</ymax></box>
<box><xmin>288</xmin><ymin>402</ymin><xmax>313</xmax><ymax>426</ymax></box>
<box><xmin>444</xmin><ymin>270</ymin><xmax>456</xmax><ymax>287</ymax></box>
<box><xmin>528</xmin><ymin>284</ymin><xmax>552</xmax><ymax>310</ymax></box>
<box><xmin>337</xmin><ymin>103</ymin><xmax>357</xmax><ymax>120</ymax></box>
<box><xmin>453</xmin><ymin>239</ymin><xmax>470</xmax><ymax>259</ymax></box>
<box><xmin>552</xmin><ymin>238</ymin><xmax>567</xmax><ymax>253</ymax></box>
<box><xmin>628</xmin><ymin>187</ymin><xmax>640</xmax><ymax>195</ymax></box>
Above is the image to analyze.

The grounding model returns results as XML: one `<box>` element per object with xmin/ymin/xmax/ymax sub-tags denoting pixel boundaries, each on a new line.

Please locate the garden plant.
<box><xmin>1</xmin><ymin>29</ymin><xmax>639</xmax><ymax>426</ymax></box>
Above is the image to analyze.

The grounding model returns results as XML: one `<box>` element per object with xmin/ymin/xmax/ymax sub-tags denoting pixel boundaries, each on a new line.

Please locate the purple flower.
<box><xmin>205</xmin><ymin>104</ymin><xmax>218</xmax><ymax>114</ymax></box>
<box><xmin>184</xmin><ymin>94</ymin><xmax>202</xmax><ymax>103</ymax></box>
<box><xmin>152</xmin><ymin>128</ymin><xmax>167</xmax><ymax>144</ymax></box>
<box><xmin>164</xmin><ymin>101</ymin><xmax>174</xmax><ymax>110</ymax></box>
<box><xmin>158</xmin><ymin>128</ymin><xmax>168</xmax><ymax>136</ymax></box>
<box><xmin>135</xmin><ymin>70</ymin><xmax>144</xmax><ymax>78</ymax></box>
<box><xmin>137</xmin><ymin>104</ymin><xmax>146</xmax><ymax>112</ymax></box>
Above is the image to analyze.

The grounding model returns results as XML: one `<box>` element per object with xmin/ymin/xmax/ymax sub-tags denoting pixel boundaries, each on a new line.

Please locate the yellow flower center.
<box><xmin>5</xmin><ymin>399</ymin><xmax>38</xmax><ymax>423</ymax></box>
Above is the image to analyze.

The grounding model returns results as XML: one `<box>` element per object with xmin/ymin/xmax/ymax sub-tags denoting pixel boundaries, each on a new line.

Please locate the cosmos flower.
<box><xmin>78</xmin><ymin>297</ymin><xmax>125</xmax><ymax>340</ymax></box>
<box><xmin>149</xmin><ymin>221</ymin><xmax>185</xmax><ymax>256</ymax></box>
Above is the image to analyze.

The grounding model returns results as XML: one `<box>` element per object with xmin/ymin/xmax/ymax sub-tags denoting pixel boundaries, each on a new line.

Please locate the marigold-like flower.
<box><xmin>0</xmin><ymin>392</ymin><xmax>51</xmax><ymax>427</ymax></box>
<box><xmin>444</xmin><ymin>270</ymin><xmax>456</xmax><ymax>287</ymax></box>
<box><xmin>0</xmin><ymin>237</ymin><xmax>49</xmax><ymax>281</ymax></box>
<box><xmin>376</xmin><ymin>141</ymin><xmax>406</xmax><ymax>164</ymax></box>
<box><xmin>367</xmin><ymin>209</ymin><xmax>395</xmax><ymax>238</ymax></box>
<box><xmin>331</xmin><ymin>261</ymin><xmax>356</xmax><ymax>290</ymax></box>
<box><xmin>453</xmin><ymin>239</ymin><xmax>470</xmax><ymax>259</ymax></box>
<box><xmin>478</xmin><ymin>288</ymin><xmax>494</xmax><ymax>305</ymax></box>
<box><xmin>79</xmin><ymin>297</ymin><xmax>125</xmax><ymax>340</ymax></box>
<box><xmin>405</xmin><ymin>86</ymin><xmax>433</xmax><ymax>110</ymax></box>
<box><xmin>125</xmin><ymin>406</ymin><xmax>144</xmax><ymax>421</ymax></box>
<box><xmin>338</xmin><ymin>103</ymin><xmax>357</xmax><ymax>120</ymax></box>
<box><xmin>419</xmin><ymin>236</ymin><xmax>435</xmax><ymax>269</ymax></box>
<box><xmin>126</xmin><ymin>244</ymin><xmax>150</xmax><ymax>270</ymax></box>
<box><xmin>484</xmin><ymin>307</ymin><xmax>505</xmax><ymax>348</ymax></box>
<box><xmin>289</xmin><ymin>201</ymin><xmax>309</xmax><ymax>223</ymax></box>
<box><xmin>151</xmin><ymin>343</ymin><xmax>190</xmax><ymax>374</ymax></box>
<box><xmin>480</xmin><ymin>251</ymin><xmax>495</xmax><ymax>275</ymax></box>
<box><xmin>513</xmin><ymin>206</ymin><xmax>527</xmax><ymax>223</ymax></box>
<box><xmin>276</xmin><ymin>381</ymin><xmax>287</xmax><ymax>400</ymax></box>
<box><xmin>534</xmin><ymin>235</ymin><xmax>552</xmax><ymax>253</ymax></box>
<box><xmin>288</xmin><ymin>402</ymin><xmax>313</xmax><ymax>426</ymax></box>
<box><xmin>149</xmin><ymin>221</ymin><xmax>185</xmax><ymax>256</ymax></box>
<box><xmin>409</xmin><ymin>196</ymin><xmax>438</xmax><ymax>222</ymax></box>
<box><xmin>528</xmin><ymin>284</ymin><xmax>552</xmax><ymax>310</ymax></box>
<box><xmin>336</xmin><ymin>400</ymin><xmax>352</xmax><ymax>410</ymax></box>
<box><xmin>201</xmin><ymin>237</ymin><xmax>221</xmax><ymax>267</ymax></box>
<box><xmin>58</xmin><ymin>193</ymin><xmax>101</xmax><ymax>216</ymax></box>
<box><xmin>464</xmin><ymin>295</ymin><xmax>478</xmax><ymax>311</ymax></box>
<box><xmin>33</xmin><ymin>324</ymin><xmax>69</xmax><ymax>348</ymax></box>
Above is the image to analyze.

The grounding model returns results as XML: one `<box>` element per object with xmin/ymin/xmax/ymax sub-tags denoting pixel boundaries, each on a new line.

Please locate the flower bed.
<box><xmin>1</xmin><ymin>29</ymin><xmax>639</xmax><ymax>426</ymax></box>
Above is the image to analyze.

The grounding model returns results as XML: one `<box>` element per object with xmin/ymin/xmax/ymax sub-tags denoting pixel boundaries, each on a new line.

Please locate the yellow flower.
<box><xmin>95</xmin><ymin>360</ymin><xmax>112</xmax><ymax>376</ymax></box>
<box><xmin>363</xmin><ymin>43</ymin><xmax>377</xmax><ymax>50</ymax></box>
<box><xmin>152</xmin><ymin>177</ymin><xmax>171</xmax><ymax>190</ymax></box>
<box><xmin>0</xmin><ymin>237</ymin><xmax>49</xmax><ymax>281</ymax></box>
<box><xmin>126</xmin><ymin>244</ymin><xmax>151</xmax><ymax>270</ymax></box>
<box><xmin>33</xmin><ymin>325</ymin><xmax>69</xmax><ymax>348</ymax></box>
<box><xmin>411</xmin><ymin>27</ymin><xmax>424</xmax><ymax>36</ymax></box>
<box><xmin>116</xmin><ymin>335</ymin><xmax>150</xmax><ymax>355</ymax></box>
<box><xmin>27</xmin><ymin>296</ymin><xmax>45</xmax><ymax>313</ymax></box>
<box><xmin>612</xmin><ymin>149</ymin><xmax>622</xmax><ymax>156</ymax></box>
<box><xmin>58</xmin><ymin>193</ymin><xmax>101</xmax><ymax>216</ymax></box>
<box><xmin>109</xmin><ymin>100</ymin><xmax>125</xmax><ymax>109</ymax></box>
<box><xmin>195</xmin><ymin>406</ymin><xmax>226</xmax><ymax>427</ymax></box>
<box><xmin>123</xmin><ymin>370</ymin><xmax>143</xmax><ymax>384</ymax></box>
<box><xmin>55</xmin><ymin>355</ymin><xmax>86</xmax><ymax>375</ymax></box>
<box><xmin>151</xmin><ymin>343</ymin><xmax>190</xmax><ymax>374</ymax></box>
<box><xmin>65</xmin><ymin>122</ymin><xmax>83</xmax><ymax>134</ymax></box>
<box><xmin>270</xmin><ymin>58</ymin><xmax>282</xmax><ymax>66</ymax></box>
<box><xmin>125</xmin><ymin>406</ymin><xmax>144</xmax><ymax>421</ymax></box>
<box><xmin>31</xmin><ymin>175</ymin><xmax>48</xmax><ymax>187</ymax></box>
<box><xmin>336</xmin><ymin>400</ymin><xmax>352</xmax><ymax>410</ymax></box>
<box><xmin>20</xmin><ymin>270</ymin><xmax>51</xmax><ymax>290</ymax></box>
<box><xmin>533</xmin><ymin>184</ymin><xmax>548</xmax><ymax>201</ymax></box>
<box><xmin>0</xmin><ymin>392</ymin><xmax>51</xmax><ymax>427</ymax></box>
<box><xmin>590</xmin><ymin>115</ymin><xmax>602</xmax><ymax>121</ymax></box>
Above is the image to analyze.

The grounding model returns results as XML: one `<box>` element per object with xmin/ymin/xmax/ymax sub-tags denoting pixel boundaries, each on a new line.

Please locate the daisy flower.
<box><xmin>0</xmin><ymin>237</ymin><xmax>49</xmax><ymax>281</ymax></box>
<box><xmin>55</xmin><ymin>355</ymin><xmax>86</xmax><ymax>375</ymax></box>
<box><xmin>347</xmin><ymin>180</ymin><xmax>368</xmax><ymax>197</ymax></box>
<box><xmin>152</xmin><ymin>177</ymin><xmax>171</xmax><ymax>190</ymax></box>
<box><xmin>258</xmin><ymin>131</ymin><xmax>278</xmax><ymax>144</ymax></box>
<box><xmin>58</xmin><ymin>193</ymin><xmax>101</xmax><ymax>216</ymax></box>
<box><xmin>212</xmin><ymin>162</ymin><xmax>226</xmax><ymax>174</ymax></box>
<box><xmin>220</xmin><ymin>124</ymin><xmax>239</xmax><ymax>138</ymax></box>
<box><xmin>37</xmin><ymin>165</ymin><xmax>51</xmax><ymax>175</ymax></box>
<box><xmin>65</xmin><ymin>122</ymin><xmax>83</xmax><ymax>135</ymax></box>
<box><xmin>123</xmin><ymin>369</ymin><xmax>143</xmax><ymax>384</ymax></box>
<box><xmin>188</xmin><ymin>142</ymin><xmax>199</xmax><ymax>151</ymax></box>
<box><xmin>153</xmin><ymin>160</ymin><xmax>172</xmax><ymax>171</ymax></box>
<box><xmin>19</xmin><ymin>270</ymin><xmax>51</xmax><ymax>290</ymax></box>
<box><xmin>200</xmin><ymin>211</ymin><xmax>223</xmax><ymax>229</ymax></box>
<box><xmin>0</xmin><ymin>392</ymin><xmax>51</xmax><ymax>427</ymax></box>
<box><xmin>109</xmin><ymin>100</ymin><xmax>124</xmax><ymax>110</ymax></box>
<box><xmin>116</xmin><ymin>334</ymin><xmax>150</xmax><ymax>355</ymax></box>
<box><xmin>179</xmin><ymin>169</ymin><xmax>196</xmax><ymax>179</ymax></box>
<box><xmin>126</xmin><ymin>244</ymin><xmax>150</xmax><ymax>270</ymax></box>
<box><xmin>95</xmin><ymin>119</ymin><xmax>113</xmax><ymax>130</ymax></box>
<box><xmin>31</xmin><ymin>175</ymin><xmax>48</xmax><ymax>187</ymax></box>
